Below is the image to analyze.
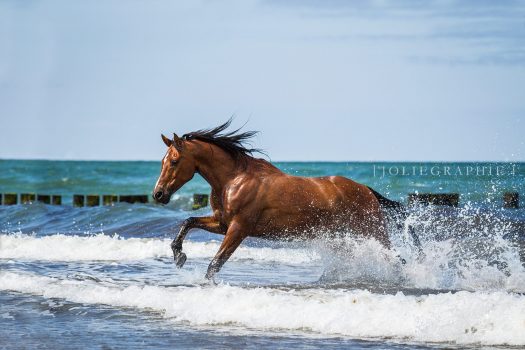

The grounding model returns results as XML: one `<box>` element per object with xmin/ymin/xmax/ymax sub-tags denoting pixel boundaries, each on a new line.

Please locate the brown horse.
<box><xmin>153</xmin><ymin>120</ymin><xmax>406</xmax><ymax>279</ymax></box>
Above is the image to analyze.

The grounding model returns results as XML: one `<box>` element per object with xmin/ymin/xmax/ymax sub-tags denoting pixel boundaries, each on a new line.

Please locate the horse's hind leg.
<box><xmin>171</xmin><ymin>216</ymin><xmax>224</xmax><ymax>267</ymax></box>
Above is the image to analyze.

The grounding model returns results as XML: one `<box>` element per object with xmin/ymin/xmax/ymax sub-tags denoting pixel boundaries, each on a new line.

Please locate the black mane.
<box><xmin>182</xmin><ymin>118</ymin><xmax>264</xmax><ymax>162</ymax></box>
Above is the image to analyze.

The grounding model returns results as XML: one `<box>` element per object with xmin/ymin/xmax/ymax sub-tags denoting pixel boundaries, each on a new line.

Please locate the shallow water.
<box><xmin>0</xmin><ymin>160</ymin><xmax>524</xmax><ymax>349</ymax></box>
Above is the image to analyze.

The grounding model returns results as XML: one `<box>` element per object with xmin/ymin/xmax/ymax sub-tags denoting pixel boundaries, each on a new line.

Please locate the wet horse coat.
<box><xmin>153</xmin><ymin>121</ymin><xmax>392</xmax><ymax>279</ymax></box>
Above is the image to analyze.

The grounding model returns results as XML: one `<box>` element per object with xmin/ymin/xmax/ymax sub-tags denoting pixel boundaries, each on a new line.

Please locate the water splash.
<box><xmin>314</xmin><ymin>205</ymin><xmax>525</xmax><ymax>293</ymax></box>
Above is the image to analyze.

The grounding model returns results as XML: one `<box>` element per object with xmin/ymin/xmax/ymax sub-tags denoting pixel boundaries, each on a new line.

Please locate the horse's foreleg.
<box><xmin>205</xmin><ymin>221</ymin><xmax>245</xmax><ymax>280</ymax></box>
<box><xmin>171</xmin><ymin>216</ymin><xmax>223</xmax><ymax>268</ymax></box>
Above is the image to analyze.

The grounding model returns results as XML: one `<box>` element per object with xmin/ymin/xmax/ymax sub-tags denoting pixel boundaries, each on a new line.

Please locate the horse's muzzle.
<box><xmin>153</xmin><ymin>190</ymin><xmax>170</xmax><ymax>204</ymax></box>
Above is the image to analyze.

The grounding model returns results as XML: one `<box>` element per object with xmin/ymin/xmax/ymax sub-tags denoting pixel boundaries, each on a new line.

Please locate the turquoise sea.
<box><xmin>1</xmin><ymin>160</ymin><xmax>524</xmax><ymax>349</ymax></box>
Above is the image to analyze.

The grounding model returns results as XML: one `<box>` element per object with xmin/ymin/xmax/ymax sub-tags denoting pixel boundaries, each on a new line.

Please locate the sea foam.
<box><xmin>0</xmin><ymin>271</ymin><xmax>524</xmax><ymax>346</ymax></box>
<box><xmin>0</xmin><ymin>234</ymin><xmax>318</xmax><ymax>264</ymax></box>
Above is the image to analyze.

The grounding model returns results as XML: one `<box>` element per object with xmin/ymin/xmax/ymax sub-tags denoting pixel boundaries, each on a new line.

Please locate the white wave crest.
<box><xmin>0</xmin><ymin>271</ymin><xmax>524</xmax><ymax>345</ymax></box>
<box><xmin>0</xmin><ymin>234</ymin><xmax>318</xmax><ymax>264</ymax></box>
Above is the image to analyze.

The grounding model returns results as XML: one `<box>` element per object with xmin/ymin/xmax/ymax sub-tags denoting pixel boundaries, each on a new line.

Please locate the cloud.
<box><xmin>263</xmin><ymin>0</ymin><xmax>525</xmax><ymax>66</ymax></box>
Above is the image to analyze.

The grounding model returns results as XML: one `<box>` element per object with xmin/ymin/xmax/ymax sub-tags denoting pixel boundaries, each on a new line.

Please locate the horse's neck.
<box><xmin>191</xmin><ymin>142</ymin><xmax>243</xmax><ymax>194</ymax></box>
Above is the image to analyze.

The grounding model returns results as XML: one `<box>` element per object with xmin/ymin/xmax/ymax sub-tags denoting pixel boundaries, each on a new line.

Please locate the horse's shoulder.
<box><xmin>223</xmin><ymin>174</ymin><xmax>260</xmax><ymax>202</ymax></box>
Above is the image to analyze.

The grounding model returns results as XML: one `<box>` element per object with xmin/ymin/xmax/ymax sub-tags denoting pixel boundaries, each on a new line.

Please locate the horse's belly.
<box><xmin>252</xmin><ymin>207</ymin><xmax>345</xmax><ymax>240</ymax></box>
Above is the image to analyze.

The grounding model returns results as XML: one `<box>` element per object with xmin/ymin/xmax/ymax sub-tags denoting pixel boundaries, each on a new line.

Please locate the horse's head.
<box><xmin>153</xmin><ymin>133</ymin><xmax>196</xmax><ymax>204</ymax></box>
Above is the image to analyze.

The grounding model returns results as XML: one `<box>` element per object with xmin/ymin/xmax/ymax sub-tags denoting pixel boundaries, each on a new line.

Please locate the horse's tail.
<box><xmin>367</xmin><ymin>186</ymin><xmax>405</xmax><ymax>216</ymax></box>
<box><xmin>367</xmin><ymin>186</ymin><xmax>422</xmax><ymax>252</ymax></box>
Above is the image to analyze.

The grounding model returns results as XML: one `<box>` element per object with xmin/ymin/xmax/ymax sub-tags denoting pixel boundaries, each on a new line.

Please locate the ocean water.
<box><xmin>0</xmin><ymin>159</ymin><xmax>524</xmax><ymax>349</ymax></box>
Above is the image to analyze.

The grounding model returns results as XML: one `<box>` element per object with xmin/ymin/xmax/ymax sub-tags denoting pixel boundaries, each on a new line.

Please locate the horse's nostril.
<box><xmin>154</xmin><ymin>191</ymin><xmax>164</xmax><ymax>200</ymax></box>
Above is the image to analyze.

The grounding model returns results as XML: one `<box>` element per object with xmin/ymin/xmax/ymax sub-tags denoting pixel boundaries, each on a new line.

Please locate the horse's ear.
<box><xmin>161</xmin><ymin>134</ymin><xmax>172</xmax><ymax>147</ymax></box>
<box><xmin>173</xmin><ymin>133</ymin><xmax>184</xmax><ymax>151</ymax></box>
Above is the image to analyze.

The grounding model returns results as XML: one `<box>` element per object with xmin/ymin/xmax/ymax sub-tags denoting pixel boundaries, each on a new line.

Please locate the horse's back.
<box><xmin>270</xmin><ymin>174</ymin><xmax>375</xmax><ymax>206</ymax></box>
<box><xmin>252</xmin><ymin>173</ymin><xmax>379</xmax><ymax>212</ymax></box>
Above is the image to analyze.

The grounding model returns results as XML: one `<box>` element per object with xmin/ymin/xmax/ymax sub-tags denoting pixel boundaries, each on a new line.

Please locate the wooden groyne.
<box><xmin>72</xmin><ymin>194</ymin><xmax>149</xmax><ymax>207</ymax></box>
<box><xmin>0</xmin><ymin>192</ymin><xmax>520</xmax><ymax>209</ymax></box>
<box><xmin>192</xmin><ymin>194</ymin><xmax>209</xmax><ymax>210</ymax></box>
<box><xmin>408</xmin><ymin>193</ymin><xmax>460</xmax><ymax>207</ymax></box>
<box><xmin>407</xmin><ymin>192</ymin><xmax>520</xmax><ymax>208</ymax></box>
<box><xmin>1</xmin><ymin>194</ymin><xmax>150</xmax><ymax>207</ymax></box>
<box><xmin>0</xmin><ymin>193</ymin><xmax>209</xmax><ymax>208</ymax></box>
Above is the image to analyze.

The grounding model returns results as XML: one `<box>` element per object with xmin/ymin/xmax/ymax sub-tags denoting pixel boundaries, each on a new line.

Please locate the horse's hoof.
<box><xmin>175</xmin><ymin>252</ymin><xmax>187</xmax><ymax>268</ymax></box>
<box><xmin>204</xmin><ymin>272</ymin><xmax>216</xmax><ymax>283</ymax></box>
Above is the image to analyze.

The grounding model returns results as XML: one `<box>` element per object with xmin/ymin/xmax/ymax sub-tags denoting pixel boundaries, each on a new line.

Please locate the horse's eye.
<box><xmin>170</xmin><ymin>160</ymin><xmax>178</xmax><ymax>166</ymax></box>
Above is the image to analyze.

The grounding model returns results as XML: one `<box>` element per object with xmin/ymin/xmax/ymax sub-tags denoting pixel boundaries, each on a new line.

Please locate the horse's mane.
<box><xmin>182</xmin><ymin>118</ymin><xmax>265</xmax><ymax>163</ymax></box>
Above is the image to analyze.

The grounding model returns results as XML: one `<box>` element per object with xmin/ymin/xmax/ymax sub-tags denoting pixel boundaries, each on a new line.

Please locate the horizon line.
<box><xmin>1</xmin><ymin>157</ymin><xmax>524</xmax><ymax>163</ymax></box>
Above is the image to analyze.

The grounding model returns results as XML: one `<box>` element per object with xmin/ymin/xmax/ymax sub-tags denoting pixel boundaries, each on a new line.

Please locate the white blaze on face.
<box><xmin>155</xmin><ymin>151</ymin><xmax>169</xmax><ymax>189</ymax></box>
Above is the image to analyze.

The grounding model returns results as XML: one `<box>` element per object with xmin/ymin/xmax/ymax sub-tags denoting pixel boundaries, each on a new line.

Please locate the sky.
<box><xmin>0</xmin><ymin>0</ymin><xmax>524</xmax><ymax>161</ymax></box>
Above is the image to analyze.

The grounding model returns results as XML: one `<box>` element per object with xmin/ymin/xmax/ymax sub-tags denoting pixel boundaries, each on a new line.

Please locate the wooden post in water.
<box><xmin>20</xmin><ymin>193</ymin><xmax>36</xmax><ymax>204</ymax></box>
<box><xmin>3</xmin><ymin>194</ymin><xmax>18</xmax><ymax>205</ymax></box>
<box><xmin>407</xmin><ymin>193</ymin><xmax>460</xmax><ymax>207</ymax></box>
<box><xmin>119</xmin><ymin>195</ymin><xmax>148</xmax><ymax>204</ymax></box>
<box><xmin>52</xmin><ymin>195</ymin><xmax>62</xmax><ymax>205</ymax></box>
<box><xmin>503</xmin><ymin>192</ymin><xmax>519</xmax><ymax>209</ymax></box>
<box><xmin>86</xmin><ymin>195</ymin><xmax>100</xmax><ymax>207</ymax></box>
<box><xmin>103</xmin><ymin>195</ymin><xmax>118</xmax><ymax>206</ymax></box>
<box><xmin>73</xmin><ymin>195</ymin><xmax>85</xmax><ymax>207</ymax></box>
<box><xmin>192</xmin><ymin>194</ymin><xmax>209</xmax><ymax>210</ymax></box>
<box><xmin>37</xmin><ymin>194</ymin><xmax>51</xmax><ymax>204</ymax></box>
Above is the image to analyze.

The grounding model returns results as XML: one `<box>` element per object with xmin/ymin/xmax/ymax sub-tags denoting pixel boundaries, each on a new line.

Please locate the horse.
<box><xmin>153</xmin><ymin>119</ymin><xmax>411</xmax><ymax>279</ymax></box>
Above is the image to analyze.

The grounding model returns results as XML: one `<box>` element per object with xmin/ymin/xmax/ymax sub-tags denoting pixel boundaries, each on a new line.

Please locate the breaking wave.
<box><xmin>0</xmin><ymin>271</ymin><xmax>524</xmax><ymax>346</ymax></box>
<box><xmin>0</xmin><ymin>233</ymin><xmax>318</xmax><ymax>264</ymax></box>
